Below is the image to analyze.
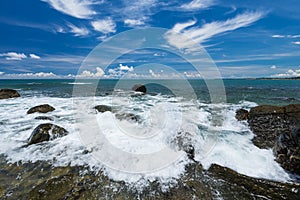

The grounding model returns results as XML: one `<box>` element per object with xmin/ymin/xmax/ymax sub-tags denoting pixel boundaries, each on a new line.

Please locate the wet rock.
<box><xmin>172</xmin><ymin>131</ymin><xmax>195</xmax><ymax>160</ymax></box>
<box><xmin>132</xmin><ymin>84</ymin><xmax>147</xmax><ymax>94</ymax></box>
<box><xmin>28</xmin><ymin>123</ymin><xmax>68</xmax><ymax>145</ymax></box>
<box><xmin>235</xmin><ymin>108</ymin><xmax>249</xmax><ymax>121</ymax></box>
<box><xmin>207</xmin><ymin>164</ymin><xmax>300</xmax><ymax>199</ymax></box>
<box><xmin>247</xmin><ymin>104</ymin><xmax>300</xmax><ymax>149</ymax></box>
<box><xmin>246</xmin><ymin>104</ymin><xmax>300</xmax><ymax>175</ymax></box>
<box><xmin>0</xmin><ymin>89</ymin><xmax>20</xmax><ymax>99</ymax></box>
<box><xmin>94</xmin><ymin>105</ymin><xmax>112</xmax><ymax>113</ymax></box>
<box><xmin>115</xmin><ymin>113</ymin><xmax>141</xmax><ymax>122</ymax></box>
<box><xmin>34</xmin><ymin>116</ymin><xmax>54</xmax><ymax>121</ymax></box>
<box><xmin>274</xmin><ymin>128</ymin><xmax>300</xmax><ymax>174</ymax></box>
<box><xmin>27</xmin><ymin>174</ymin><xmax>74</xmax><ymax>199</ymax></box>
<box><xmin>27</xmin><ymin>104</ymin><xmax>55</xmax><ymax>114</ymax></box>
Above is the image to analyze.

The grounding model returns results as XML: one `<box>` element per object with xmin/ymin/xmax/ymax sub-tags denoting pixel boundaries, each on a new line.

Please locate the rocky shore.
<box><xmin>0</xmin><ymin>87</ymin><xmax>300</xmax><ymax>199</ymax></box>
<box><xmin>236</xmin><ymin>104</ymin><xmax>300</xmax><ymax>175</ymax></box>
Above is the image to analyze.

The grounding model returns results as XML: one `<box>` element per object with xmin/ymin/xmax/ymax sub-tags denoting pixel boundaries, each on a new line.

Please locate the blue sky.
<box><xmin>0</xmin><ymin>0</ymin><xmax>300</xmax><ymax>78</ymax></box>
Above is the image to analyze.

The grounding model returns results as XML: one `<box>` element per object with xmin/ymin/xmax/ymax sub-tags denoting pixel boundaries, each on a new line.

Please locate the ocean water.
<box><xmin>0</xmin><ymin>79</ymin><xmax>300</xmax><ymax>187</ymax></box>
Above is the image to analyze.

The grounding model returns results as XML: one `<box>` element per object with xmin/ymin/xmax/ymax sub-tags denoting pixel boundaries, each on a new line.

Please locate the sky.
<box><xmin>0</xmin><ymin>0</ymin><xmax>300</xmax><ymax>78</ymax></box>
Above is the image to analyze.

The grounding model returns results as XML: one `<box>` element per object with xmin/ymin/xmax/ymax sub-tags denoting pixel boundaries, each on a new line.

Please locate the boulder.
<box><xmin>94</xmin><ymin>105</ymin><xmax>112</xmax><ymax>113</ymax></box>
<box><xmin>28</xmin><ymin>123</ymin><xmax>68</xmax><ymax>145</ymax></box>
<box><xmin>235</xmin><ymin>108</ymin><xmax>249</xmax><ymax>121</ymax></box>
<box><xmin>132</xmin><ymin>84</ymin><xmax>146</xmax><ymax>94</ymax></box>
<box><xmin>0</xmin><ymin>89</ymin><xmax>20</xmax><ymax>99</ymax></box>
<box><xmin>27</xmin><ymin>104</ymin><xmax>55</xmax><ymax>114</ymax></box>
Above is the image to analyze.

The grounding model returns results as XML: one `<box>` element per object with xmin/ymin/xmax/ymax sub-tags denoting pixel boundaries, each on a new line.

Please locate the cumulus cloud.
<box><xmin>0</xmin><ymin>52</ymin><xmax>27</xmax><ymax>60</ymax></box>
<box><xmin>42</xmin><ymin>0</ymin><xmax>97</xmax><ymax>19</ymax></box>
<box><xmin>124</xmin><ymin>19</ymin><xmax>145</xmax><ymax>27</ymax></box>
<box><xmin>91</xmin><ymin>18</ymin><xmax>116</xmax><ymax>34</ymax></box>
<box><xmin>292</xmin><ymin>41</ymin><xmax>300</xmax><ymax>45</ymax></box>
<box><xmin>181</xmin><ymin>0</ymin><xmax>215</xmax><ymax>10</ymax></box>
<box><xmin>0</xmin><ymin>72</ymin><xmax>4</xmax><ymax>75</ymax></box>
<box><xmin>78</xmin><ymin>67</ymin><xmax>104</xmax><ymax>78</ymax></box>
<box><xmin>270</xmin><ymin>65</ymin><xmax>277</xmax><ymax>69</ymax></box>
<box><xmin>273</xmin><ymin>69</ymin><xmax>300</xmax><ymax>77</ymax></box>
<box><xmin>29</xmin><ymin>54</ymin><xmax>41</xmax><ymax>59</ymax></box>
<box><xmin>67</xmin><ymin>23</ymin><xmax>89</xmax><ymax>37</ymax></box>
<box><xmin>165</xmin><ymin>11</ymin><xmax>264</xmax><ymax>49</ymax></box>
<box><xmin>119</xmin><ymin>64</ymin><xmax>134</xmax><ymax>71</ymax></box>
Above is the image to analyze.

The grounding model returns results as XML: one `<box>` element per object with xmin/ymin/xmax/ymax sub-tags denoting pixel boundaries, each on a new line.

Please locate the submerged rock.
<box><xmin>34</xmin><ymin>116</ymin><xmax>54</xmax><ymax>121</ymax></box>
<box><xmin>235</xmin><ymin>108</ymin><xmax>249</xmax><ymax>121</ymax></box>
<box><xmin>27</xmin><ymin>104</ymin><xmax>55</xmax><ymax>114</ymax></box>
<box><xmin>0</xmin><ymin>89</ymin><xmax>20</xmax><ymax>99</ymax></box>
<box><xmin>28</xmin><ymin>123</ymin><xmax>68</xmax><ymax>145</ymax></box>
<box><xmin>132</xmin><ymin>84</ymin><xmax>147</xmax><ymax>94</ymax></box>
<box><xmin>115</xmin><ymin>113</ymin><xmax>141</xmax><ymax>122</ymax></box>
<box><xmin>94</xmin><ymin>105</ymin><xmax>112</xmax><ymax>113</ymax></box>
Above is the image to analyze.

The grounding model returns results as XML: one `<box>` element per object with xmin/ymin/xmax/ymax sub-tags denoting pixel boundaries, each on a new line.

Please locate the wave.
<box><xmin>0</xmin><ymin>95</ymin><xmax>291</xmax><ymax>188</ymax></box>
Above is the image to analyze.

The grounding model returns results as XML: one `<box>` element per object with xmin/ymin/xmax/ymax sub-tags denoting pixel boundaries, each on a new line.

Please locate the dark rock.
<box><xmin>274</xmin><ymin>128</ymin><xmax>300</xmax><ymax>174</ymax></box>
<box><xmin>27</xmin><ymin>104</ymin><xmax>55</xmax><ymax>114</ymax></box>
<box><xmin>235</xmin><ymin>108</ymin><xmax>249</xmax><ymax>121</ymax></box>
<box><xmin>34</xmin><ymin>116</ymin><xmax>54</xmax><ymax>121</ymax></box>
<box><xmin>115</xmin><ymin>113</ymin><xmax>141</xmax><ymax>122</ymax></box>
<box><xmin>0</xmin><ymin>89</ymin><xmax>20</xmax><ymax>99</ymax></box>
<box><xmin>247</xmin><ymin>104</ymin><xmax>300</xmax><ymax>149</ymax></box>
<box><xmin>207</xmin><ymin>164</ymin><xmax>300</xmax><ymax>199</ymax></box>
<box><xmin>132</xmin><ymin>84</ymin><xmax>147</xmax><ymax>94</ymax></box>
<box><xmin>28</xmin><ymin>123</ymin><xmax>68</xmax><ymax>145</ymax></box>
<box><xmin>94</xmin><ymin>105</ymin><xmax>112</xmax><ymax>113</ymax></box>
<box><xmin>172</xmin><ymin>131</ymin><xmax>195</xmax><ymax>160</ymax></box>
<box><xmin>247</xmin><ymin>104</ymin><xmax>300</xmax><ymax>175</ymax></box>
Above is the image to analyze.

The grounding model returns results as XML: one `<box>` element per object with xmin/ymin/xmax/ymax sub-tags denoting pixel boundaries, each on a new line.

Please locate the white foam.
<box><xmin>0</xmin><ymin>96</ymin><xmax>291</xmax><ymax>188</ymax></box>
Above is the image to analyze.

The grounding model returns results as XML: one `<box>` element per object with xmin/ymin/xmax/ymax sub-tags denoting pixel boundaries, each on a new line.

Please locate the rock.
<box><xmin>28</xmin><ymin>123</ymin><xmax>68</xmax><ymax>145</ymax></box>
<box><xmin>27</xmin><ymin>104</ymin><xmax>55</xmax><ymax>114</ymax></box>
<box><xmin>235</xmin><ymin>108</ymin><xmax>249</xmax><ymax>121</ymax></box>
<box><xmin>0</xmin><ymin>89</ymin><xmax>20</xmax><ymax>99</ymax></box>
<box><xmin>246</xmin><ymin>104</ymin><xmax>300</xmax><ymax>175</ymax></box>
<box><xmin>172</xmin><ymin>131</ymin><xmax>195</xmax><ymax>160</ymax></box>
<box><xmin>247</xmin><ymin>104</ymin><xmax>300</xmax><ymax>149</ymax></box>
<box><xmin>34</xmin><ymin>116</ymin><xmax>54</xmax><ymax>121</ymax></box>
<box><xmin>273</xmin><ymin>128</ymin><xmax>300</xmax><ymax>174</ymax></box>
<box><xmin>207</xmin><ymin>164</ymin><xmax>300</xmax><ymax>199</ymax></box>
<box><xmin>132</xmin><ymin>84</ymin><xmax>146</xmax><ymax>94</ymax></box>
<box><xmin>94</xmin><ymin>105</ymin><xmax>112</xmax><ymax>113</ymax></box>
<box><xmin>115</xmin><ymin>113</ymin><xmax>141</xmax><ymax>122</ymax></box>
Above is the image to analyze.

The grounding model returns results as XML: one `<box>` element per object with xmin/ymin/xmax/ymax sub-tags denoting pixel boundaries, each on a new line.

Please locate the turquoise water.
<box><xmin>0</xmin><ymin>79</ymin><xmax>299</xmax><ymax>105</ymax></box>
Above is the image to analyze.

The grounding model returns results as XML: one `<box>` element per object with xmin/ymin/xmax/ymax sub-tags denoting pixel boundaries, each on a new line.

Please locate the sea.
<box><xmin>0</xmin><ymin>78</ymin><xmax>300</xmax><ymax>188</ymax></box>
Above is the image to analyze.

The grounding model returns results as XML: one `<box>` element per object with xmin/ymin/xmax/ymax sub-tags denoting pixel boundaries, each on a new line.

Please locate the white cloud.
<box><xmin>0</xmin><ymin>52</ymin><xmax>27</xmax><ymax>60</ymax></box>
<box><xmin>124</xmin><ymin>19</ymin><xmax>145</xmax><ymax>27</ymax></box>
<box><xmin>29</xmin><ymin>54</ymin><xmax>41</xmax><ymax>59</ymax></box>
<box><xmin>272</xmin><ymin>34</ymin><xmax>300</xmax><ymax>38</ymax></box>
<box><xmin>2</xmin><ymin>72</ymin><xmax>58</xmax><ymax>78</ymax></box>
<box><xmin>91</xmin><ymin>18</ymin><xmax>116</xmax><ymax>34</ymax></box>
<box><xmin>271</xmin><ymin>35</ymin><xmax>285</xmax><ymax>38</ymax></box>
<box><xmin>67</xmin><ymin>23</ymin><xmax>89</xmax><ymax>37</ymax></box>
<box><xmin>165</xmin><ymin>11</ymin><xmax>264</xmax><ymax>49</ymax></box>
<box><xmin>78</xmin><ymin>67</ymin><xmax>104</xmax><ymax>78</ymax></box>
<box><xmin>270</xmin><ymin>65</ymin><xmax>277</xmax><ymax>69</ymax></box>
<box><xmin>119</xmin><ymin>64</ymin><xmax>134</xmax><ymax>71</ymax></box>
<box><xmin>181</xmin><ymin>0</ymin><xmax>215</xmax><ymax>10</ymax></box>
<box><xmin>42</xmin><ymin>0</ymin><xmax>97</xmax><ymax>19</ymax></box>
<box><xmin>292</xmin><ymin>41</ymin><xmax>300</xmax><ymax>45</ymax></box>
<box><xmin>0</xmin><ymin>72</ymin><xmax>4</xmax><ymax>75</ymax></box>
<box><xmin>273</xmin><ymin>68</ymin><xmax>300</xmax><ymax>77</ymax></box>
